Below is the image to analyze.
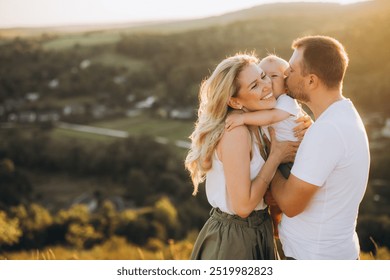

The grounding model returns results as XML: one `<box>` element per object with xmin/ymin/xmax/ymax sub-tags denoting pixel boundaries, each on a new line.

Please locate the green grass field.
<box><xmin>90</xmin><ymin>115</ymin><xmax>194</xmax><ymax>142</ymax></box>
<box><xmin>42</xmin><ymin>32</ymin><xmax>122</xmax><ymax>50</ymax></box>
<box><xmin>49</xmin><ymin>115</ymin><xmax>194</xmax><ymax>156</ymax></box>
<box><xmin>51</xmin><ymin>127</ymin><xmax>117</xmax><ymax>144</ymax></box>
<box><xmin>91</xmin><ymin>52</ymin><xmax>148</xmax><ymax>69</ymax></box>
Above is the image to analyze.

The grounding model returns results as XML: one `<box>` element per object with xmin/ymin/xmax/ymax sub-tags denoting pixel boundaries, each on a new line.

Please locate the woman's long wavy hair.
<box><xmin>185</xmin><ymin>53</ymin><xmax>259</xmax><ymax>195</ymax></box>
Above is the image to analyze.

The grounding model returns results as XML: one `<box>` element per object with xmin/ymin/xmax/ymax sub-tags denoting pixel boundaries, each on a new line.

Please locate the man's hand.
<box><xmin>294</xmin><ymin>114</ymin><xmax>313</xmax><ymax>140</ymax></box>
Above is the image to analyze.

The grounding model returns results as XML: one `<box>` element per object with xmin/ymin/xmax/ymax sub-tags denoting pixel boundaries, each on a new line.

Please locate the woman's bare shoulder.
<box><xmin>217</xmin><ymin>125</ymin><xmax>253</xmax><ymax>163</ymax></box>
<box><xmin>219</xmin><ymin>125</ymin><xmax>252</xmax><ymax>150</ymax></box>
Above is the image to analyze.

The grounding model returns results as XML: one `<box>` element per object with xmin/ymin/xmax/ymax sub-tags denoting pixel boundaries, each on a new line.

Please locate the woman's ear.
<box><xmin>228</xmin><ymin>97</ymin><xmax>242</xmax><ymax>110</ymax></box>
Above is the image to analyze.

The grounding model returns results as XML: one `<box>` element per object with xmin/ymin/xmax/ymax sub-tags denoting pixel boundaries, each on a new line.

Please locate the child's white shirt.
<box><xmin>263</xmin><ymin>94</ymin><xmax>305</xmax><ymax>141</ymax></box>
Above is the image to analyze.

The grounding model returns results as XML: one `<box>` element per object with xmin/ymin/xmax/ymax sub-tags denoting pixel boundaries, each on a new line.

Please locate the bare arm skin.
<box><xmin>225</xmin><ymin>109</ymin><xmax>290</xmax><ymax>131</ymax></box>
<box><xmin>270</xmin><ymin>162</ymin><xmax>319</xmax><ymax>218</ymax></box>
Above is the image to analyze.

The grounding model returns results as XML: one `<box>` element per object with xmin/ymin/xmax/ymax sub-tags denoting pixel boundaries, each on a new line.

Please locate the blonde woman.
<box><xmin>185</xmin><ymin>53</ymin><xmax>309</xmax><ymax>260</ymax></box>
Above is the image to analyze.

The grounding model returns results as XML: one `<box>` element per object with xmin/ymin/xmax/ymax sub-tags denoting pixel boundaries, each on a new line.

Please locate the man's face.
<box><xmin>285</xmin><ymin>48</ymin><xmax>310</xmax><ymax>103</ymax></box>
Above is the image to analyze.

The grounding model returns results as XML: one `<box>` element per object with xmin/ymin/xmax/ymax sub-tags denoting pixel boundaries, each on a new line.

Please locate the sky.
<box><xmin>0</xmin><ymin>0</ymin><xmax>369</xmax><ymax>28</ymax></box>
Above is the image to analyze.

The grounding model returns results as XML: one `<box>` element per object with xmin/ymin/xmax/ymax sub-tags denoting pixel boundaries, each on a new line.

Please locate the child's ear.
<box><xmin>228</xmin><ymin>97</ymin><xmax>242</xmax><ymax>110</ymax></box>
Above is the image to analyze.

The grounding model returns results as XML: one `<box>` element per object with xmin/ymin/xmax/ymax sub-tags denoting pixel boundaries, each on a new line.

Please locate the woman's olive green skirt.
<box><xmin>191</xmin><ymin>207</ymin><xmax>278</xmax><ymax>260</ymax></box>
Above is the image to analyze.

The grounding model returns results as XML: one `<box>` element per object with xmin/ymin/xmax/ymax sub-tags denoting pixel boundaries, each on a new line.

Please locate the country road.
<box><xmin>56</xmin><ymin>122</ymin><xmax>191</xmax><ymax>149</ymax></box>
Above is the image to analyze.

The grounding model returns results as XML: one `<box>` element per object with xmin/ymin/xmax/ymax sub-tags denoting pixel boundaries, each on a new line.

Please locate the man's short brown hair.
<box><xmin>292</xmin><ymin>35</ymin><xmax>349</xmax><ymax>89</ymax></box>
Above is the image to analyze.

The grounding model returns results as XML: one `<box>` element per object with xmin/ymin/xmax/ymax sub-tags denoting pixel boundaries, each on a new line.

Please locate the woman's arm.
<box><xmin>219</xmin><ymin>126</ymin><xmax>298</xmax><ymax>218</ymax></box>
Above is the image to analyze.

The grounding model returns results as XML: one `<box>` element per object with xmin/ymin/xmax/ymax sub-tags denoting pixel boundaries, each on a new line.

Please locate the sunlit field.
<box><xmin>1</xmin><ymin>235</ymin><xmax>196</xmax><ymax>260</ymax></box>
<box><xmin>3</xmin><ymin>236</ymin><xmax>389</xmax><ymax>260</ymax></box>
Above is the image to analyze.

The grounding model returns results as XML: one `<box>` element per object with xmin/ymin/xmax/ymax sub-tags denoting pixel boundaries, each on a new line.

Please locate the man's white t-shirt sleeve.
<box><xmin>291</xmin><ymin>121</ymin><xmax>345</xmax><ymax>187</ymax></box>
<box><xmin>275</xmin><ymin>94</ymin><xmax>301</xmax><ymax>117</ymax></box>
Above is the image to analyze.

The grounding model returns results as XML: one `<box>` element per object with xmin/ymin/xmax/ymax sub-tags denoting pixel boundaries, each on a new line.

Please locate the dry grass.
<box><xmin>360</xmin><ymin>238</ymin><xmax>390</xmax><ymax>260</ymax></box>
<box><xmin>1</xmin><ymin>232</ymin><xmax>388</xmax><ymax>260</ymax></box>
<box><xmin>1</xmin><ymin>234</ymin><xmax>196</xmax><ymax>260</ymax></box>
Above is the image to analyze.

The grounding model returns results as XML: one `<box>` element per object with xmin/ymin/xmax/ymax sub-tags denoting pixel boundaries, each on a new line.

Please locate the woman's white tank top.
<box><xmin>205</xmin><ymin>139</ymin><xmax>267</xmax><ymax>214</ymax></box>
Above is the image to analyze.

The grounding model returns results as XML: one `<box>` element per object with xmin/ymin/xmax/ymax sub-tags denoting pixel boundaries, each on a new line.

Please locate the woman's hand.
<box><xmin>268</xmin><ymin>127</ymin><xmax>299</xmax><ymax>163</ymax></box>
<box><xmin>293</xmin><ymin>114</ymin><xmax>313</xmax><ymax>140</ymax></box>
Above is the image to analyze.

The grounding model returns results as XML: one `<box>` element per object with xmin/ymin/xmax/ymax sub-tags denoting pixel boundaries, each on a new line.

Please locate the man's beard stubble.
<box><xmin>287</xmin><ymin>79</ymin><xmax>310</xmax><ymax>103</ymax></box>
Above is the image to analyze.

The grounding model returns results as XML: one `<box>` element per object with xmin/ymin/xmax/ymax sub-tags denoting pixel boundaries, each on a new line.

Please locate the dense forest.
<box><xmin>0</xmin><ymin>0</ymin><xmax>390</xmax><ymax>258</ymax></box>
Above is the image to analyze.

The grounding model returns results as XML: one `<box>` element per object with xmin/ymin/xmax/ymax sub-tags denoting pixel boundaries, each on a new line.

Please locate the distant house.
<box><xmin>19</xmin><ymin>111</ymin><xmax>37</xmax><ymax>122</ymax></box>
<box><xmin>63</xmin><ymin>104</ymin><xmax>86</xmax><ymax>116</ymax></box>
<box><xmin>37</xmin><ymin>111</ymin><xmax>60</xmax><ymax>122</ymax></box>
<box><xmin>48</xmin><ymin>79</ymin><xmax>59</xmax><ymax>89</ymax></box>
<box><xmin>25</xmin><ymin>92</ymin><xmax>40</xmax><ymax>102</ymax></box>
<box><xmin>71</xmin><ymin>191</ymin><xmax>125</xmax><ymax>212</ymax></box>
<box><xmin>381</xmin><ymin>118</ymin><xmax>390</xmax><ymax>138</ymax></box>
<box><xmin>113</xmin><ymin>75</ymin><xmax>127</xmax><ymax>85</ymax></box>
<box><xmin>80</xmin><ymin>59</ymin><xmax>91</xmax><ymax>69</ymax></box>
<box><xmin>126</xmin><ymin>108</ymin><xmax>142</xmax><ymax>117</ymax></box>
<box><xmin>169</xmin><ymin>107</ymin><xmax>194</xmax><ymax>120</ymax></box>
<box><xmin>134</xmin><ymin>96</ymin><xmax>156</xmax><ymax>109</ymax></box>
<box><xmin>6</xmin><ymin>110</ymin><xmax>60</xmax><ymax>123</ymax></box>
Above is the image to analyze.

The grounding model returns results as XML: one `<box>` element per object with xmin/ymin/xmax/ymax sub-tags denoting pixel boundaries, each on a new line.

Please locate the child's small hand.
<box><xmin>225</xmin><ymin>113</ymin><xmax>244</xmax><ymax>131</ymax></box>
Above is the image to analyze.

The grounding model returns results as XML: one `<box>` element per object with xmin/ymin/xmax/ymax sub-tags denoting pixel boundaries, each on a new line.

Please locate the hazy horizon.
<box><xmin>0</xmin><ymin>0</ymin><xmax>370</xmax><ymax>29</ymax></box>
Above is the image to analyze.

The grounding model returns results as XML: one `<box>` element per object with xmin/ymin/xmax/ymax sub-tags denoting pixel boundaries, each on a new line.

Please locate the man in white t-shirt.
<box><xmin>270</xmin><ymin>36</ymin><xmax>370</xmax><ymax>260</ymax></box>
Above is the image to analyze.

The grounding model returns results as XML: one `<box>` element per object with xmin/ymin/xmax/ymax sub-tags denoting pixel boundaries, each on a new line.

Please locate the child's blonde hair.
<box><xmin>185</xmin><ymin>53</ymin><xmax>258</xmax><ymax>195</ymax></box>
<box><xmin>259</xmin><ymin>54</ymin><xmax>289</xmax><ymax>70</ymax></box>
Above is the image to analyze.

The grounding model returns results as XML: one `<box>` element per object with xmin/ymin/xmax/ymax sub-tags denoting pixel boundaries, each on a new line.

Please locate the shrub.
<box><xmin>10</xmin><ymin>204</ymin><xmax>53</xmax><ymax>248</ymax></box>
<box><xmin>93</xmin><ymin>200</ymin><xmax>119</xmax><ymax>239</ymax></box>
<box><xmin>0</xmin><ymin>211</ymin><xmax>22</xmax><ymax>247</ymax></box>
<box><xmin>56</xmin><ymin>204</ymin><xmax>90</xmax><ymax>225</ymax></box>
<box><xmin>65</xmin><ymin>223</ymin><xmax>102</xmax><ymax>249</ymax></box>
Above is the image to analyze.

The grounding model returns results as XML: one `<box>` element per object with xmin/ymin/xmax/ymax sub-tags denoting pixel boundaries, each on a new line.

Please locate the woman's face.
<box><xmin>235</xmin><ymin>63</ymin><xmax>276</xmax><ymax>112</ymax></box>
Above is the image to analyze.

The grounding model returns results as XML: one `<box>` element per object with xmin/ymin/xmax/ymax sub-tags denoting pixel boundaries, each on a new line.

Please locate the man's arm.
<box><xmin>270</xmin><ymin>171</ymin><xmax>319</xmax><ymax>217</ymax></box>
